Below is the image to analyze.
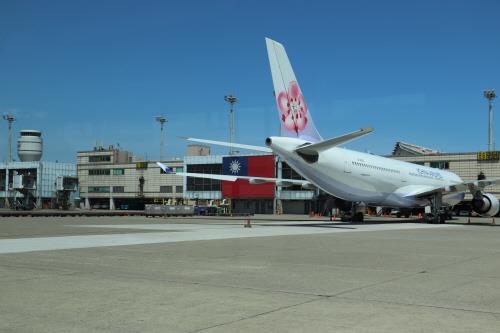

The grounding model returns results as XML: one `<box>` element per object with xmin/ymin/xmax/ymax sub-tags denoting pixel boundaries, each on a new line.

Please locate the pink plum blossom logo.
<box><xmin>276</xmin><ymin>81</ymin><xmax>308</xmax><ymax>135</ymax></box>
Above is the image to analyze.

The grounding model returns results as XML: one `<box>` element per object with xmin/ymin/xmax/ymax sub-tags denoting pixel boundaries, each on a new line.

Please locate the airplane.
<box><xmin>158</xmin><ymin>37</ymin><xmax>500</xmax><ymax>223</ymax></box>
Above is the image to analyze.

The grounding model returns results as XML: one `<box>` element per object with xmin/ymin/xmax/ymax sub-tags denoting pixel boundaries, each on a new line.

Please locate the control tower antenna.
<box><xmin>484</xmin><ymin>89</ymin><xmax>496</xmax><ymax>151</ymax></box>
<box><xmin>224</xmin><ymin>95</ymin><xmax>238</xmax><ymax>155</ymax></box>
<box><xmin>2</xmin><ymin>114</ymin><xmax>16</xmax><ymax>162</ymax></box>
<box><xmin>155</xmin><ymin>115</ymin><xmax>167</xmax><ymax>161</ymax></box>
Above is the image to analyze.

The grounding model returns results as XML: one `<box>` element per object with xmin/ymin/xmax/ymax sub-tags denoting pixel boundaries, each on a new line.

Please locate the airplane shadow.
<box><xmin>258</xmin><ymin>219</ymin><xmax>423</xmax><ymax>229</ymax></box>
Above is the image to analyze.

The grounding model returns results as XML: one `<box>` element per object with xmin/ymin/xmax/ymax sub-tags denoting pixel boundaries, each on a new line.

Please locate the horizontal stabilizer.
<box><xmin>295</xmin><ymin>127</ymin><xmax>374</xmax><ymax>155</ymax></box>
<box><xmin>184</xmin><ymin>137</ymin><xmax>272</xmax><ymax>153</ymax></box>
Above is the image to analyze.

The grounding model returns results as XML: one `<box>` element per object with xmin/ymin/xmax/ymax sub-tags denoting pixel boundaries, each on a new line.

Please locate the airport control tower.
<box><xmin>17</xmin><ymin>129</ymin><xmax>43</xmax><ymax>162</ymax></box>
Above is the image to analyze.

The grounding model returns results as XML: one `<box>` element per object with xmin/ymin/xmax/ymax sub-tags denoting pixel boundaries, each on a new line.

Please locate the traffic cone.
<box><xmin>244</xmin><ymin>219</ymin><xmax>252</xmax><ymax>228</ymax></box>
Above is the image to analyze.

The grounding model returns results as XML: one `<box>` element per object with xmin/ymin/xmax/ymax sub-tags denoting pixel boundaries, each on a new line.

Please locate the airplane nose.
<box><xmin>265</xmin><ymin>137</ymin><xmax>272</xmax><ymax>146</ymax></box>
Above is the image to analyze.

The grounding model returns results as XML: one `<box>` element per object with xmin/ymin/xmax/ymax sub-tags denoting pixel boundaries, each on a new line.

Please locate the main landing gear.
<box><xmin>340</xmin><ymin>202</ymin><xmax>365</xmax><ymax>222</ymax></box>
<box><xmin>424</xmin><ymin>192</ymin><xmax>450</xmax><ymax>224</ymax></box>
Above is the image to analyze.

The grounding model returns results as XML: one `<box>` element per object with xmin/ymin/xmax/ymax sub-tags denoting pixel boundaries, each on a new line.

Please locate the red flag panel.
<box><xmin>222</xmin><ymin>155</ymin><xmax>275</xmax><ymax>198</ymax></box>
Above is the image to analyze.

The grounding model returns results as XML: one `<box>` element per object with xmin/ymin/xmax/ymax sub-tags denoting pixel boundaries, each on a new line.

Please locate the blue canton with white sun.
<box><xmin>229</xmin><ymin>160</ymin><xmax>241</xmax><ymax>174</ymax></box>
<box><xmin>223</xmin><ymin>156</ymin><xmax>248</xmax><ymax>176</ymax></box>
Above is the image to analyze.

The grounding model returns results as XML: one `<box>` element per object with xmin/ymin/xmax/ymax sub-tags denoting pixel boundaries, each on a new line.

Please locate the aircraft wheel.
<box><xmin>353</xmin><ymin>212</ymin><xmax>364</xmax><ymax>222</ymax></box>
<box><xmin>424</xmin><ymin>213</ymin><xmax>435</xmax><ymax>224</ymax></box>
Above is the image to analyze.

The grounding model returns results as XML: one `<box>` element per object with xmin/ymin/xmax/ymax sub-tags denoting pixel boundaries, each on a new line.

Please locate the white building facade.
<box><xmin>77</xmin><ymin>148</ymin><xmax>184</xmax><ymax>210</ymax></box>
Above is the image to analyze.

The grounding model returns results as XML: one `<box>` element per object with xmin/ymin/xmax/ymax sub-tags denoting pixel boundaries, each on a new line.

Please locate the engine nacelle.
<box><xmin>472</xmin><ymin>193</ymin><xmax>500</xmax><ymax>217</ymax></box>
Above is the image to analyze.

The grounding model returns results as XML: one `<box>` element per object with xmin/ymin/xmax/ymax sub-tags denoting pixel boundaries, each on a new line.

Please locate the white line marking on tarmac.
<box><xmin>0</xmin><ymin>223</ymin><xmax>458</xmax><ymax>254</ymax></box>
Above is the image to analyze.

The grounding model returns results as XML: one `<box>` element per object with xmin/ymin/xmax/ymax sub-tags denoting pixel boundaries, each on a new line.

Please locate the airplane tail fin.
<box><xmin>266</xmin><ymin>38</ymin><xmax>322</xmax><ymax>143</ymax></box>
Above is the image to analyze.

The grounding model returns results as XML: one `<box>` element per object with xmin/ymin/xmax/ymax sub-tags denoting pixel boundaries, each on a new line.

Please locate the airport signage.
<box><xmin>477</xmin><ymin>151</ymin><xmax>500</xmax><ymax>161</ymax></box>
<box><xmin>135</xmin><ymin>162</ymin><xmax>148</xmax><ymax>169</ymax></box>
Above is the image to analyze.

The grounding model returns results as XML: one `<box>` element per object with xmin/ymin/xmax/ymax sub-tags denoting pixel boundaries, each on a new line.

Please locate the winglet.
<box><xmin>157</xmin><ymin>162</ymin><xmax>174</xmax><ymax>174</ymax></box>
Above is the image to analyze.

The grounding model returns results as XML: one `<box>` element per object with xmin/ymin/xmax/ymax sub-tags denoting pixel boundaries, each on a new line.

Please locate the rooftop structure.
<box><xmin>392</xmin><ymin>141</ymin><xmax>440</xmax><ymax>157</ymax></box>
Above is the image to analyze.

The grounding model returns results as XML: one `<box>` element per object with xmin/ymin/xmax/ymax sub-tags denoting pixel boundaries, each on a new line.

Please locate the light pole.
<box><xmin>155</xmin><ymin>115</ymin><xmax>167</xmax><ymax>161</ymax></box>
<box><xmin>224</xmin><ymin>95</ymin><xmax>238</xmax><ymax>155</ymax></box>
<box><xmin>484</xmin><ymin>89</ymin><xmax>496</xmax><ymax>151</ymax></box>
<box><xmin>2</xmin><ymin>114</ymin><xmax>16</xmax><ymax>162</ymax></box>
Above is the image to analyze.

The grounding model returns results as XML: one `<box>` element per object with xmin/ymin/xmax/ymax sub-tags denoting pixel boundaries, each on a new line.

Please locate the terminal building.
<box><xmin>77</xmin><ymin>145</ymin><xmax>184</xmax><ymax>210</ymax></box>
<box><xmin>391</xmin><ymin>141</ymin><xmax>500</xmax><ymax>200</ymax></box>
<box><xmin>77</xmin><ymin>144</ymin><xmax>318</xmax><ymax>213</ymax></box>
<box><xmin>183</xmin><ymin>146</ymin><xmax>317</xmax><ymax>214</ymax></box>
<box><xmin>76</xmin><ymin>140</ymin><xmax>500</xmax><ymax>214</ymax></box>
<box><xmin>0</xmin><ymin>130</ymin><xmax>77</xmax><ymax>209</ymax></box>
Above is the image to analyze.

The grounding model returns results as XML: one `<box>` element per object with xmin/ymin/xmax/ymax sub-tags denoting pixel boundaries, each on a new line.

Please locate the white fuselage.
<box><xmin>268</xmin><ymin>137</ymin><xmax>465</xmax><ymax>208</ymax></box>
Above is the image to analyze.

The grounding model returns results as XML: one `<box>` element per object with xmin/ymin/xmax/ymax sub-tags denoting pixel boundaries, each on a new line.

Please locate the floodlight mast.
<box><xmin>155</xmin><ymin>115</ymin><xmax>167</xmax><ymax>161</ymax></box>
<box><xmin>2</xmin><ymin>114</ymin><xmax>16</xmax><ymax>162</ymax></box>
<box><xmin>484</xmin><ymin>89</ymin><xmax>496</xmax><ymax>151</ymax></box>
<box><xmin>224</xmin><ymin>95</ymin><xmax>238</xmax><ymax>155</ymax></box>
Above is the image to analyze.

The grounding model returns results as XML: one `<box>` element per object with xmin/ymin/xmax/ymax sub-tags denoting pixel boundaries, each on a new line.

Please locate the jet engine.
<box><xmin>472</xmin><ymin>193</ymin><xmax>500</xmax><ymax>217</ymax></box>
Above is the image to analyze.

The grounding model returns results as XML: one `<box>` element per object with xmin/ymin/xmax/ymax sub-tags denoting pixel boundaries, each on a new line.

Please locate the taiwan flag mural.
<box><xmin>222</xmin><ymin>155</ymin><xmax>275</xmax><ymax>198</ymax></box>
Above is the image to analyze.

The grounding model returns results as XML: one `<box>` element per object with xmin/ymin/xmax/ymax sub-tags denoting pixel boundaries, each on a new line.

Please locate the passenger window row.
<box><xmin>352</xmin><ymin>161</ymin><xmax>400</xmax><ymax>174</ymax></box>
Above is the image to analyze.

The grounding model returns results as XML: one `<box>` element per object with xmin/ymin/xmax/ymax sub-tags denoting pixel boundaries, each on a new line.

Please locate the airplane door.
<box><xmin>400</xmin><ymin>173</ymin><xmax>407</xmax><ymax>183</ymax></box>
<box><xmin>344</xmin><ymin>160</ymin><xmax>352</xmax><ymax>173</ymax></box>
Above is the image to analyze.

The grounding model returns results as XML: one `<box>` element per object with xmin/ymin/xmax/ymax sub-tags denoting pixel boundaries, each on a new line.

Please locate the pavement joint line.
<box><xmin>425</xmin><ymin>249</ymin><xmax>500</xmax><ymax>274</ymax></box>
<box><xmin>71</xmin><ymin>268</ymin><xmax>335</xmax><ymax>299</ymax></box>
<box><xmin>187</xmin><ymin>297</ymin><xmax>322</xmax><ymax>333</ymax></box>
<box><xmin>3</xmin><ymin>258</ymin><xmax>407</xmax><ymax>300</ymax></box>
<box><xmin>324</xmin><ymin>270</ymin><xmax>422</xmax><ymax>298</ymax></box>
<box><xmin>334</xmin><ymin>295</ymin><xmax>500</xmax><ymax>316</ymax></box>
<box><xmin>320</xmin><ymin>250</ymin><xmax>500</xmax><ymax>299</ymax></box>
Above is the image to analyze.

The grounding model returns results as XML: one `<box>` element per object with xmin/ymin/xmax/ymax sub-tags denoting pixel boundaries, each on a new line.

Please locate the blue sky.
<box><xmin>0</xmin><ymin>0</ymin><xmax>499</xmax><ymax>162</ymax></box>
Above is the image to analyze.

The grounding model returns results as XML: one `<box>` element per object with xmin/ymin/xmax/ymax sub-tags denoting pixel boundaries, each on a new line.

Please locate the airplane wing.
<box><xmin>175</xmin><ymin>172</ymin><xmax>313</xmax><ymax>188</ymax></box>
<box><xmin>294</xmin><ymin>127</ymin><xmax>374</xmax><ymax>155</ymax></box>
<box><xmin>183</xmin><ymin>137</ymin><xmax>272</xmax><ymax>153</ymax></box>
<box><xmin>157</xmin><ymin>162</ymin><xmax>313</xmax><ymax>188</ymax></box>
<box><xmin>401</xmin><ymin>178</ymin><xmax>500</xmax><ymax>198</ymax></box>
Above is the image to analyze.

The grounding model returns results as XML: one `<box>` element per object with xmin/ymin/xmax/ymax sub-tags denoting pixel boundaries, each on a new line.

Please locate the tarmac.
<box><xmin>1</xmin><ymin>215</ymin><xmax>500</xmax><ymax>332</ymax></box>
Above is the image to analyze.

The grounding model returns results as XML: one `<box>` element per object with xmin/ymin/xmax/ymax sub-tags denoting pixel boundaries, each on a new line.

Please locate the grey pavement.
<box><xmin>1</xmin><ymin>215</ymin><xmax>500</xmax><ymax>332</ymax></box>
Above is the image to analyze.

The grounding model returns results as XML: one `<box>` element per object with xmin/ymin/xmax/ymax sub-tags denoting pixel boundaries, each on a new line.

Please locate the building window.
<box><xmin>112</xmin><ymin>186</ymin><xmax>124</xmax><ymax>193</ymax></box>
<box><xmin>160</xmin><ymin>185</ymin><xmax>173</xmax><ymax>193</ymax></box>
<box><xmin>186</xmin><ymin>164</ymin><xmax>221</xmax><ymax>191</ymax></box>
<box><xmin>88</xmin><ymin>186</ymin><xmax>110</xmax><ymax>193</ymax></box>
<box><xmin>430</xmin><ymin>161</ymin><xmax>449</xmax><ymax>169</ymax></box>
<box><xmin>89</xmin><ymin>155</ymin><xmax>111</xmax><ymax>163</ymax></box>
<box><xmin>112</xmin><ymin>168</ymin><xmax>125</xmax><ymax>175</ymax></box>
<box><xmin>280</xmin><ymin>162</ymin><xmax>306</xmax><ymax>191</ymax></box>
<box><xmin>89</xmin><ymin>169</ymin><xmax>111</xmax><ymax>176</ymax></box>
<box><xmin>176</xmin><ymin>167</ymin><xmax>184</xmax><ymax>173</ymax></box>
<box><xmin>175</xmin><ymin>185</ymin><xmax>183</xmax><ymax>193</ymax></box>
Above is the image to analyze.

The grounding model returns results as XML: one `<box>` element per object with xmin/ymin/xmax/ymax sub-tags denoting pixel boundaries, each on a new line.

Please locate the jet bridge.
<box><xmin>55</xmin><ymin>176</ymin><xmax>78</xmax><ymax>210</ymax></box>
<box><xmin>12</xmin><ymin>172</ymin><xmax>37</xmax><ymax>210</ymax></box>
